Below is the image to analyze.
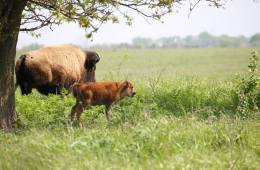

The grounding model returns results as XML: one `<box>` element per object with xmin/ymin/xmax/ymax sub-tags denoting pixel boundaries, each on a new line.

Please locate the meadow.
<box><xmin>0</xmin><ymin>48</ymin><xmax>259</xmax><ymax>170</ymax></box>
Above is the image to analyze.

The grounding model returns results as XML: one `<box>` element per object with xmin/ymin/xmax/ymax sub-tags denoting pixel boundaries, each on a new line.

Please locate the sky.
<box><xmin>17</xmin><ymin>0</ymin><xmax>260</xmax><ymax>48</ymax></box>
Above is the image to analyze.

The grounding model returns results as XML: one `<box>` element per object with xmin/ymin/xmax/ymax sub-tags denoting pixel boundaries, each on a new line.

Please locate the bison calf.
<box><xmin>70</xmin><ymin>81</ymin><xmax>136</xmax><ymax>127</ymax></box>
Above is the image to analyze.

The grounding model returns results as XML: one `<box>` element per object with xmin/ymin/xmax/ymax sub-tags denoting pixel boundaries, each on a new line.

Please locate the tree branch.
<box><xmin>20</xmin><ymin>0</ymin><xmax>228</xmax><ymax>37</ymax></box>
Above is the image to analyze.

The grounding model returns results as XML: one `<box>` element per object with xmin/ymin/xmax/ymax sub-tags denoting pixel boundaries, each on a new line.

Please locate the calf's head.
<box><xmin>120</xmin><ymin>81</ymin><xmax>136</xmax><ymax>98</ymax></box>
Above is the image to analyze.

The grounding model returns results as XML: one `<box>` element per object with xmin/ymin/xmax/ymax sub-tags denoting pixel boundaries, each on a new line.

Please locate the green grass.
<box><xmin>95</xmin><ymin>48</ymin><xmax>260</xmax><ymax>81</ymax></box>
<box><xmin>1</xmin><ymin>116</ymin><xmax>259</xmax><ymax>169</ymax></box>
<box><xmin>1</xmin><ymin>48</ymin><xmax>260</xmax><ymax>169</ymax></box>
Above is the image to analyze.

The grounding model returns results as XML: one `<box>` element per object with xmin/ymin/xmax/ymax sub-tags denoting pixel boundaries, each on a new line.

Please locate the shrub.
<box><xmin>236</xmin><ymin>51</ymin><xmax>260</xmax><ymax>117</ymax></box>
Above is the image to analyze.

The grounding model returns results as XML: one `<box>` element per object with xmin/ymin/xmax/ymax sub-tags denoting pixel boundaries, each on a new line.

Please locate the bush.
<box><xmin>236</xmin><ymin>51</ymin><xmax>260</xmax><ymax>117</ymax></box>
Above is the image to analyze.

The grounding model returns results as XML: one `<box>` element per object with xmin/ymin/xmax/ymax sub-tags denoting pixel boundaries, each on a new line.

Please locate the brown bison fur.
<box><xmin>15</xmin><ymin>44</ymin><xmax>100</xmax><ymax>95</ymax></box>
<box><xmin>70</xmin><ymin>81</ymin><xmax>136</xmax><ymax>127</ymax></box>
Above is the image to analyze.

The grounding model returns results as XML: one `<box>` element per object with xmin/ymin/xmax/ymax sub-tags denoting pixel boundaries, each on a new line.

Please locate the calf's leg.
<box><xmin>70</xmin><ymin>103</ymin><xmax>83</xmax><ymax>127</ymax></box>
<box><xmin>105</xmin><ymin>105</ymin><xmax>112</xmax><ymax>120</ymax></box>
<box><xmin>76</xmin><ymin>105</ymin><xmax>84</xmax><ymax>128</ymax></box>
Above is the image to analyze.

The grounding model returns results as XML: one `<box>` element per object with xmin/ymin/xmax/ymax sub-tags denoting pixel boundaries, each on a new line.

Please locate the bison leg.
<box><xmin>52</xmin><ymin>66</ymin><xmax>67</xmax><ymax>91</ymax></box>
<box><xmin>20</xmin><ymin>82</ymin><xmax>32</xmax><ymax>95</ymax></box>
<box><xmin>36</xmin><ymin>84</ymin><xmax>61</xmax><ymax>95</ymax></box>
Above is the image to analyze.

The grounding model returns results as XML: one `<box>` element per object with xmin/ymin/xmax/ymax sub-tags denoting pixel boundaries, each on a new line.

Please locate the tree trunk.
<box><xmin>0</xmin><ymin>0</ymin><xmax>26</xmax><ymax>130</ymax></box>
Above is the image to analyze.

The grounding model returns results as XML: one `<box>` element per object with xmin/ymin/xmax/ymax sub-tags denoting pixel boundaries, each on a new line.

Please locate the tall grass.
<box><xmin>1</xmin><ymin>116</ymin><xmax>259</xmax><ymax>169</ymax></box>
<box><xmin>0</xmin><ymin>77</ymin><xmax>256</xmax><ymax>169</ymax></box>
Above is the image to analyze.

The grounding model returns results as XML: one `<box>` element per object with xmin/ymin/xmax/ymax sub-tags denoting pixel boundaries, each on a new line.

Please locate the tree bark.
<box><xmin>0</xmin><ymin>0</ymin><xmax>26</xmax><ymax>130</ymax></box>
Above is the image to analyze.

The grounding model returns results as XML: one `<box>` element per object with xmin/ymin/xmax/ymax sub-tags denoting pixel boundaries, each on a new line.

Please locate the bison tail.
<box><xmin>15</xmin><ymin>55</ymin><xmax>27</xmax><ymax>87</ymax></box>
<box><xmin>15</xmin><ymin>55</ymin><xmax>33</xmax><ymax>95</ymax></box>
<box><xmin>16</xmin><ymin>54</ymin><xmax>26</xmax><ymax>69</ymax></box>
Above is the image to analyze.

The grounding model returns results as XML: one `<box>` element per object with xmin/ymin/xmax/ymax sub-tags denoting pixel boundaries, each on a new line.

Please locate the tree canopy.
<box><xmin>22</xmin><ymin>0</ymin><xmax>226</xmax><ymax>37</ymax></box>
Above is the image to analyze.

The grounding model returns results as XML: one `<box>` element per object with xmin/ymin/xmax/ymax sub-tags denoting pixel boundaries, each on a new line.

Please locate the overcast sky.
<box><xmin>17</xmin><ymin>0</ymin><xmax>260</xmax><ymax>48</ymax></box>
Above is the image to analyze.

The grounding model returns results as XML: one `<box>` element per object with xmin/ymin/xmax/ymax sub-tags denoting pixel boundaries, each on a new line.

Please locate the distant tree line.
<box><xmin>92</xmin><ymin>32</ymin><xmax>260</xmax><ymax>49</ymax></box>
<box><xmin>18</xmin><ymin>32</ymin><xmax>260</xmax><ymax>52</ymax></box>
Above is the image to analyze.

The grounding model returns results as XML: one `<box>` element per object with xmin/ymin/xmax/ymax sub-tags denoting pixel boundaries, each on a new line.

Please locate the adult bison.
<box><xmin>15</xmin><ymin>44</ymin><xmax>100</xmax><ymax>95</ymax></box>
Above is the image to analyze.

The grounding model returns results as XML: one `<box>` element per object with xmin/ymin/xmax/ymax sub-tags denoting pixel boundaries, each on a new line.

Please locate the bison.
<box><xmin>15</xmin><ymin>44</ymin><xmax>100</xmax><ymax>95</ymax></box>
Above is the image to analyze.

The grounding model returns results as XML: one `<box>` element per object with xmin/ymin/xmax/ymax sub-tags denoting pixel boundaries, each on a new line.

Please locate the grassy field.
<box><xmin>1</xmin><ymin>48</ymin><xmax>260</xmax><ymax>169</ymax></box>
<box><xmin>96</xmin><ymin>48</ymin><xmax>259</xmax><ymax>80</ymax></box>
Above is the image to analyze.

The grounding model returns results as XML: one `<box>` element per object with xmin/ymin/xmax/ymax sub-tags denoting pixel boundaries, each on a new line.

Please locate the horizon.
<box><xmin>17</xmin><ymin>32</ymin><xmax>260</xmax><ymax>49</ymax></box>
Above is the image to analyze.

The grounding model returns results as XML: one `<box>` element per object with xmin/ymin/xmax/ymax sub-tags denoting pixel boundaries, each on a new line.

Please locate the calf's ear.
<box><xmin>122</xmin><ymin>81</ymin><xmax>129</xmax><ymax>88</ymax></box>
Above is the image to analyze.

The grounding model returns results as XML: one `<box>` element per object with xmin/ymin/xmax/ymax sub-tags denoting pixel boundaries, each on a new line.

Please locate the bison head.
<box><xmin>84</xmin><ymin>51</ymin><xmax>100</xmax><ymax>72</ymax></box>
